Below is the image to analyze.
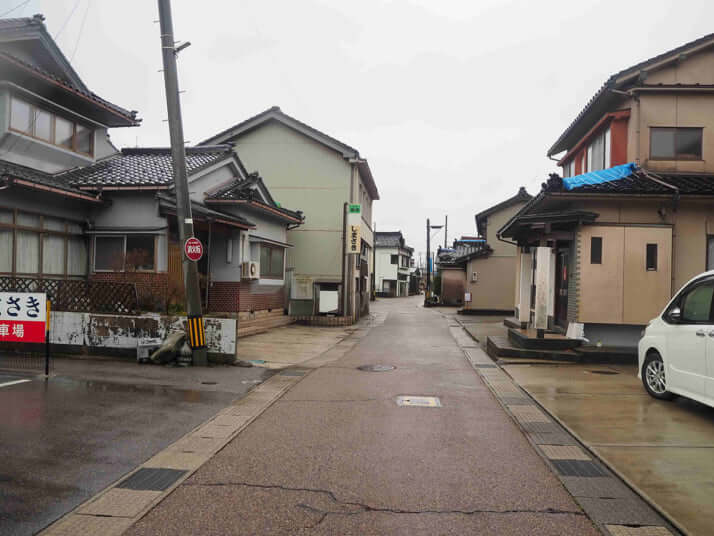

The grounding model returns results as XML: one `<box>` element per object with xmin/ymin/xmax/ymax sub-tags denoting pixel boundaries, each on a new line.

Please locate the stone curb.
<box><xmin>448</xmin><ymin>318</ymin><xmax>682</xmax><ymax>536</ymax></box>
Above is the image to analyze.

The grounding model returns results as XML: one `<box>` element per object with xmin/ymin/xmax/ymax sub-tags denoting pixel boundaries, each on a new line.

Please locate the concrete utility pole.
<box><xmin>157</xmin><ymin>0</ymin><xmax>207</xmax><ymax>366</ymax></box>
<box><xmin>425</xmin><ymin>218</ymin><xmax>430</xmax><ymax>305</ymax></box>
<box><xmin>444</xmin><ymin>215</ymin><xmax>448</xmax><ymax>248</ymax></box>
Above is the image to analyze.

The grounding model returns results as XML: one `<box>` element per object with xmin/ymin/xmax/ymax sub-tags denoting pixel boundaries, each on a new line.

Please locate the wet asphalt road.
<box><xmin>129</xmin><ymin>297</ymin><xmax>599</xmax><ymax>535</ymax></box>
<box><xmin>0</xmin><ymin>366</ymin><xmax>272</xmax><ymax>536</ymax></box>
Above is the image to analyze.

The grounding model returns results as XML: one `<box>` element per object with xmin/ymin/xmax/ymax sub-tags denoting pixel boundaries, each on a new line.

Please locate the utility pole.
<box><xmin>444</xmin><ymin>215</ymin><xmax>448</xmax><ymax>248</ymax></box>
<box><xmin>425</xmin><ymin>218</ymin><xmax>430</xmax><ymax>305</ymax></box>
<box><xmin>157</xmin><ymin>0</ymin><xmax>207</xmax><ymax>366</ymax></box>
<box><xmin>371</xmin><ymin>221</ymin><xmax>376</xmax><ymax>301</ymax></box>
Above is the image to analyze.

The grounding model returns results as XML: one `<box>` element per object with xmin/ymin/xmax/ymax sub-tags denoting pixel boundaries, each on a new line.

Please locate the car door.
<box><xmin>666</xmin><ymin>279</ymin><xmax>713</xmax><ymax>398</ymax></box>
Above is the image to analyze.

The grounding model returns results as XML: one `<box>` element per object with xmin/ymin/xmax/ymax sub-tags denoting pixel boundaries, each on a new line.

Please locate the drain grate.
<box><xmin>396</xmin><ymin>395</ymin><xmax>441</xmax><ymax>407</ymax></box>
<box><xmin>589</xmin><ymin>370</ymin><xmax>619</xmax><ymax>375</ymax></box>
<box><xmin>473</xmin><ymin>363</ymin><xmax>497</xmax><ymax>368</ymax></box>
<box><xmin>551</xmin><ymin>459</ymin><xmax>609</xmax><ymax>477</ymax></box>
<box><xmin>357</xmin><ymin>365</ymin><xmax>396</xmax><ymax>372</ymax></box>
<box><xmin>201</xmin><ymin>381</ymin><xmax>217</xmax><ymax>385</ymax></box>
<box><xmin>117</xmin><ymin>468</ymin><xmax>187</xmax><ymax>491</ymax></box>
<box><xmin>500</xmin><ymin>396</ymin><xmax>532</xmax><ymax>405</ymax></box>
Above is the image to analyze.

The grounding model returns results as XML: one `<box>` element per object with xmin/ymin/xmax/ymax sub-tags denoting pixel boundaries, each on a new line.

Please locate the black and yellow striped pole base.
<box><xmin>187</xmin><ymin>315</ymin><xmax>206</xmax><ymax>350</ymax></box>
<box><xmin>187</xmin><ymin>315</ymin><xmax>208</xmax><ymax>366</ymax></box>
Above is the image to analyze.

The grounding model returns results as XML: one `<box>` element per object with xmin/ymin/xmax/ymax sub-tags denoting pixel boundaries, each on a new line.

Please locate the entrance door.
<box><xmin>554</xmin><ymin>250</ymin><xmax>569</xmax><ymax>327</ymax></box>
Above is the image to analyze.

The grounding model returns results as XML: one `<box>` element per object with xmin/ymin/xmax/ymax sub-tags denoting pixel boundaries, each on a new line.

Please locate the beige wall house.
<box><xmin>500</xmin><ymin>33</ymin><xmax>714</xmax><ymax>349</ymax></box>
<box><xmin>201</xmin><ymin>107</ymin><xmax>379</xmax><ymax>321</ymax></box>
<box><xmin>462</xmin><ymin>188</ymin><xmax>531</xmax><ymax>313</ymax></box>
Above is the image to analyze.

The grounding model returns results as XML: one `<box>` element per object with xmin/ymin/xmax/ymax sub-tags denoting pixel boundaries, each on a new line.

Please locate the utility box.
<box><xmin>137</xmin><ymin>337</ymin><xmax>162</xmax><ymax>363</ymax></box>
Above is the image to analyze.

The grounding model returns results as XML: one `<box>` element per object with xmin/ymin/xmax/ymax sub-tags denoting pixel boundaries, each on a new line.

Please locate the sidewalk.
<box><xmin>124</xmin><ymin>297</ymin><xmax>599</xmax><ymax>535</ymax></box>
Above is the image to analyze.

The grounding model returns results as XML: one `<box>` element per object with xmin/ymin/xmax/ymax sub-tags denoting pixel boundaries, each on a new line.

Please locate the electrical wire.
<box><xmin>70</xmin><ymin>0</ymin><xmax>90</xmax><ymax>61</ymax></box>
<box><xmin>53</xmin><ymin>0</ymin><xmax>81</xmax><ymax>40</ymax></box>
<box><xmin>0</xmin><ymin>0</ymin><xmax>31</xmax><ymax>18</ymax></box>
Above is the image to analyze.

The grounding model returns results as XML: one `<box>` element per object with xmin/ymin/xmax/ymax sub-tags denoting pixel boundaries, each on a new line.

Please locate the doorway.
<box><xmin>555</xmin><ymin>249</ymin><xmax>569</xmax><ymax>327</ymax></box>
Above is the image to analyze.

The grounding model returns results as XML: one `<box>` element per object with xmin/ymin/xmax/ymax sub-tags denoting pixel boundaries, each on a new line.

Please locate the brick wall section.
<box><xmin>208</xmin><ymin>282</ymin><xmax>240</xmax><ymax>313</ymax></box>
<box><xmin>238</xmin><ymin>280</ymin><xmax>285</xmax><ymax>313</ymax></box>
<box><xmin>90</xmin><ymin>272</ymin><xmax>168</xmax><ymax>311</ymax></box>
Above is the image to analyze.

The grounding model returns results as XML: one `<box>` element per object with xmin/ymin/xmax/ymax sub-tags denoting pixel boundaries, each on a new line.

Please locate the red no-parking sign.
<box><xmin>184</xmin><ymin>237</ymin><xmax>204</xmax><ymax>262</ymax></box>
<box><xmin>0</xmin><ymin>292</ymin><xmax>47</xmax><ymax>343</ymax></box>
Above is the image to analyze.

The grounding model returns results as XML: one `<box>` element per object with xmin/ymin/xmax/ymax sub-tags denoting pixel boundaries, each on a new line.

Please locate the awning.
<box><xmin>563</xmin><ymin>162</ymin><xmax>637</xmax><ymax>191</ymax></box>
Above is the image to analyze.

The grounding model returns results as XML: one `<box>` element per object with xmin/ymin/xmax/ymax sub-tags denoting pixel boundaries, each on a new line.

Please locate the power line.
<box><xmin>0</xmin><ymin>0</ymin><xmax>31</xmax><ymax>18</ymax></box>
<box><xmin>70</xmin><ymin>0</ymin><xmax>90</xmax><ymax>61</ymax></box>
<box><xmin>53</xmin><ymin>0</ymin><xmax>81</xmax><ymax>40</ymax></box>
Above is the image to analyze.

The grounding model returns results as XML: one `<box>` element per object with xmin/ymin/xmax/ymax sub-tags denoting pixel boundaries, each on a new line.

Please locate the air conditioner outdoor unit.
<box><xmin>241</xmin><ymin>261</ymin><xmax>260</xmax><ymax>279</ymax></box>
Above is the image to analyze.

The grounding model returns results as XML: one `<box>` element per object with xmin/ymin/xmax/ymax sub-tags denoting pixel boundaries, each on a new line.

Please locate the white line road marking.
<box><xmin>0</xmin><ymin>379</ymin><xmax>31</xmax><ymax>388</ymax></box>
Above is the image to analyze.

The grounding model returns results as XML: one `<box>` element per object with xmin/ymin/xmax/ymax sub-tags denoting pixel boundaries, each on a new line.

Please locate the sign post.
<box><xmin>45</xmin><ymin>299</ymin><xmax>51</xmax><ymax>376</ymax></box>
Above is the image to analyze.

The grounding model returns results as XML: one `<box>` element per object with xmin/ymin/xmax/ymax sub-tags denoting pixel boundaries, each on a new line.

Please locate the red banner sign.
<box><xmin>0</xmin><ymin>292</ymin><xmax>47</xmax><ymax>343</ymax></box>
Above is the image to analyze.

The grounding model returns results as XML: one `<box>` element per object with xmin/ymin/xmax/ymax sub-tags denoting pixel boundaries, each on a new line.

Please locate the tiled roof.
<box><xmin>205</xmin><ymin>175</ymin><xmax>304</xmax><ymax>223</ymax></box>
<box><xmin>156</xmin><ymin>193</ymin><xmax>255</xmax><ymax>229</ymax></box>
<box><xmin>0</xmin><ymin>14</ymin><xmax>139</xmax><ymax>127</ymax></box>
<box><xmin>60</xmin><ymin>146</ymin><xmax>234</xmax><ymax>188</ymax></box>
<box><xmin>544</xmin><ymin>170</ymin><xmax>714</xmax><ymax>195</ymax></box>
<box><xmin>0</xmin><ymin>158</ymin><xmax>100</xmax><ymax>202</ymax></box>
<box><xmin>548</xmin><ymin>32</ymin><xmax>714</xmax><ymax>156</ymax></box>
<box><xmin>375</xmin><ymin>232</ymin><xmax>402</xmax><ymax>248</ymax></box>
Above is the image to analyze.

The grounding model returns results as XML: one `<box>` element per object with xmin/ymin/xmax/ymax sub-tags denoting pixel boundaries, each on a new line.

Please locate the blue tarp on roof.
<box><xmin>562</xmin><ymin>162</ymin><xmax>637</xmax><ymax>191</ymax></box>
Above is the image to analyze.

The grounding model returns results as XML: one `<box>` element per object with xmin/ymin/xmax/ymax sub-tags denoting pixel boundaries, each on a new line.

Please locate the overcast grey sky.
<box><xmin>5</xmin><ymin>0</ymin><xmax>714</xmax><ymax>260</ymax></box>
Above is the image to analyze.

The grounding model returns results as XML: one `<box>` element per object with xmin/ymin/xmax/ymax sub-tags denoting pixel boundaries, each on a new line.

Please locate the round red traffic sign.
<box><xmin>184</xmin><ymin>237</ymin><xmax>203</xmax><ymax>261</ymax></box>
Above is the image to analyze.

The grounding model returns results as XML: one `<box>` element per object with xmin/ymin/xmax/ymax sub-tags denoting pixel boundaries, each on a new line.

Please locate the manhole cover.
<box><xmin>589</xmin><ymin>370</ymin><xmax>619</xmax><ymax>375</ymax></box>
<box><xmin>396</xmin><ymin>395</ymin><xmax>441</xmax><ymax>407</ymax></box>
<box><xmin>357</xmin><ymin>365</ymin><xmax>396</xmax><ymax>372</ymax></box>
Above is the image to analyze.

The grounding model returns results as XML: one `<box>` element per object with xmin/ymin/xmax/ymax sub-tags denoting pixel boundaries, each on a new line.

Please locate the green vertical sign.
<box><xmin>349</xmin><ymin>204</ymin><xmax>361</xmax><ymax>214</ymax></box>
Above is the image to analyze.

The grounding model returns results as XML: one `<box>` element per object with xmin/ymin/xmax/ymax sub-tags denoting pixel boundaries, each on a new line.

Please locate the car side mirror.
<box><xmin>669</xmin><ymin>307</ymin><xmax>681</xmax><ymax>321</ymax></box>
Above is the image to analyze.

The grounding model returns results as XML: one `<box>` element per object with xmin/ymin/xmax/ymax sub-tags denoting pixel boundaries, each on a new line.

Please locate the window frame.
<box><xmin>649</xmin><ymin>127</ymin><xmax>703</xmax><ymax>161</ymax></box>
<box><xmin>93</xmin><ymin>234</ymin><xmax>157</xmax><ymax>273</ymax></box>
<box><xmin>0</xmin><ymin>205</ymin><xmax>86</xmax><ymax>278</ymax></box>
<box><xmin>646</xmin><ymin>243</ymin><xmax>658</xmax><ymax>271</ymax></box>
<box><xmin>590</xmin><ymin>237</ymin><xmax>602</xmax><ymax>264</ymax></box>
<box><xmin>390</xmin><ymin>254</ymin><xmax>398</xmax><ymax>265</ymax></box>
<box><xmin>259</xmin><ymin>243</ymin><xmax>285</xmax><ymax>279</ymax></box>
<box><xmin>9</xmin><ymin>95</ymin><xmax>94</xmax><ymax>157</ymax></box>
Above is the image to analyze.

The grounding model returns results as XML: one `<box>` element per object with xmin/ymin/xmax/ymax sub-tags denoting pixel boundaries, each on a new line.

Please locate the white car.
<box><xmin>638</xmin><ymin>270</ymin><xmax>714</xmax><ymax>406</ymax></box>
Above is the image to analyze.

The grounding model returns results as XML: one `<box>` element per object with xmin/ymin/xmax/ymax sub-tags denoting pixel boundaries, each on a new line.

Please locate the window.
<box><xmin>708</xmin><ymin>236</ymin><xmax>714</xmax><ymax>271</ymax></box>
<box><xmin>94</xmin><ymin>235</ymin><xmax>156</xmax><ymax>272</ymax></box>
<box><xmin>587</xmin><ymin>128</ymin><xmax>610</xmax><ymax>172</ymax></box>
<box><xmin>9</xmin><ymin>96</ymin><xmax>93</xmax><ymax>156</ymax></box>
<box><xmin>650</xmin><ymin>127</ymin><xmax>702</xmax><ymax>160</ymax></box>
<box><xmin>390</xmin><ymin>254</ymin><xmax>398</xmax><ymax>265</ymax></box>
<box><xmin>646</xmin><ymin>244</ymin><xmax>658</xmax><ymax>271</ymax></box>
<box><xmin>260</xmin><ymin>245</ymin><xmax>284</xmax><ymax>278</ymax></box>
<box><xmin>562</xmin><ymin>160</ymin><xmax>574</xmax><ymax>178</ymax></box>
<box><xmin>0</xmin><ymin>208</ymin><xmax>87</xmax><ymax>277</ymax></box>
<box><xmin>126</xmin><ymin>235</ymin><xmax>155</xmax><ymax>271</ymax></box>
<box><xmin>680</xmin><ymin>282</ymin><xmax>714</xmax><ymax>323</ymax></box>
<box><xmin>590</xmin><ymin>237</ymin><xmax>602</xmax><ymax>264</ymax></box>
<box><xmin>95</xmin><ymin>237</ymin><xmax>124</xmax><ymax>271</ymax></box>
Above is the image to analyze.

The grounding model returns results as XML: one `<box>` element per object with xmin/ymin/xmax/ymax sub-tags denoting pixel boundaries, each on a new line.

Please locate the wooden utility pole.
<box><xmin>444</xmin><ymin>215</ymin><xmax>448</xmax><ymax>248</ymax></box>
<box><xmin>157</xmin><ymin>0</ymin><xmax>207</xmax><ymax>365</ymax></box>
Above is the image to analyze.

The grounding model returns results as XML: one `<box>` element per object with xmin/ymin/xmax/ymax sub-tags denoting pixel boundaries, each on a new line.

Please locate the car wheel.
<box><xmin>642</xmin><ymin>352</ymin><xmax>674</xmax><ymax>400</ymax></box>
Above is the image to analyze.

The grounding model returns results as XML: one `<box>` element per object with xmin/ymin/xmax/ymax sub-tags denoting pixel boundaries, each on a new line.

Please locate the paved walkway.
<box><xmin>126</xmin><ymin>297</ymin><xmax>598</xmax><ymax>535</ymax></box>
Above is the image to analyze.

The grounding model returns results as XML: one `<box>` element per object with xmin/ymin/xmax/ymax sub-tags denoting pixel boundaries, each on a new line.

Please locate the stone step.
<box><xmin>507</xmin><ymin>328</ymin><xmax>581</xmax><ymax>350</ymax></box>
<box><xmin>486</xmin><ymin>335</ymin><xmax>580</xmax><ymax>362</ymax></box>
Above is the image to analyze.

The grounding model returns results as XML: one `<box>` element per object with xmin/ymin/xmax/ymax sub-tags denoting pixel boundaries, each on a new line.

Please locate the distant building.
<box><xmin>201</xmin><ymin>107</ymin><xmax>379</xmax><ymax>322</ymax></box>
<box><xmin>374</xmin><ymin>231</ymin><xmax>413</xmax><ymax>297</ymax></box>
<box><xmin>461</xmin><ymin>188</ymin><xmax>532</xmax><ymax>313</ymax></box>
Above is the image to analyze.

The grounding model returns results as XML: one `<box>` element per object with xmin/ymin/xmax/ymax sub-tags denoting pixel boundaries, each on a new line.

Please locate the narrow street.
<box><xmin>125</xmin><ymin>297</ymin><xmax>601</xmax><ymax>535</ymax></box>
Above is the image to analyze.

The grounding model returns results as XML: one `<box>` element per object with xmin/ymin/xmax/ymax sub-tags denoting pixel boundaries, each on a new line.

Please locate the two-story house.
<box><xmin>0</xmin><ymin>15</ymin><xmax>303</xmax><ymax>342</ymax></box>
<box><xmin>499</xmin><ymin>33</ymin><xmax>714</xmax><ymax>350</ymax></box>
<box><xmin>201</xmin><ymin>107</ymin><xmax>379</xmax><ymax>322</ymax></box>
<box><xmin>374</xmin><ymin>231</ymin><xmax>413</xmax><ymax>297</ymax></box>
